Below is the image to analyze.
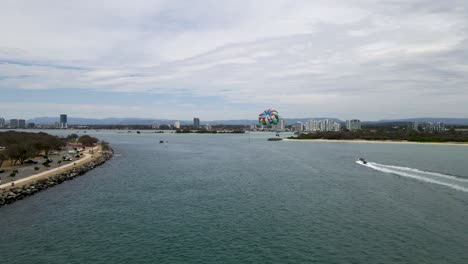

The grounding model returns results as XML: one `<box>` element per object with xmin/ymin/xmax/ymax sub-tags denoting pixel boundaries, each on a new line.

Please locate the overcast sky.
<box><xmin>1</xmin><ymin>0</ymin><xmax>468</xmax><ymax>120</ymax></box>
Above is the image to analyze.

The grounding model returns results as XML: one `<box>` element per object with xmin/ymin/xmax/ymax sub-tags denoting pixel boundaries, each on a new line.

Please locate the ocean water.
<box><xmin>1</xmin><ymin>131</ymin><xmax>468</xmax><ymax>264</ymax></box>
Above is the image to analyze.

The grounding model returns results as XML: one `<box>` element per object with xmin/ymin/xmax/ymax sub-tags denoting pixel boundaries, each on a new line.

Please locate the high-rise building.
<box><xmin>174</xmin><ymin>121</ymin><xmax>181</xmax><ymax>129</ymax></box>
<box><xmin>333</xmin><ymin>122</ymin><xmax>341</xmax><ymax>131</ymax></box>
<box><xmin>151</xmin><ymin>123</ymin><xmax>160</xmax><ymax>129</ymax></box>
<box><xmin>304</xmin><ymin>119</ymin><xmax>341</xmax><ymax>132</ymax></box>
<box><xmin>193</xmin><ymin>118</ymin><xmax>200</xmax><ymax>129</ymax></box>
<box><xmin>27</xmin><ymin>123</ymin><xmax>35</xmax><ymax>129</ymax></box>
<box><xmin>278</xmin><ymin>118</ymin><xmax>285</xmax><ymax>130</ymax></box>
<box><xmin>346</xmin><ymin>119</ymin><xmax>361</xmax><ymax>131</ymax></box>
<box><xmin>435</xmin><ymin>122</ymin><xmax>445</xmax><ymax>133</ymax></box>
<box><xmin>293</xmin><ymin>122</ymin><xmax>303</xmax><ymax>132</ymax></box>
<box><xmin>0</xmin><ymin>117</ymin><xmax>5</xmax><ymax>128</ymax></box>
<box><xmin>10</xmin><ymin>119</ymin><xmax>19</xmax><ymax>129</ymax></box>
<box><xmin>60</xmin><ymin>114</ymin><xmax>68</xmax><ymax>129</ymax></box>
<box><xmin>272</xmin><ymin>118</ymin><xmax>285</xmax><ymax>131</ymax></box>
<box><xmin>18</xmin><ymin>119</ymin><xmax>26</xmax><ymax>129</ymax></box>
<box><xmin>408</xmin><ymin>121</ymin><xmax>419</xmax><ymax>131</ymax></box>
<box><xmin>424</xmin><ymin>122</ymin><xmax>434</xmax><ymax>132</ymax></box>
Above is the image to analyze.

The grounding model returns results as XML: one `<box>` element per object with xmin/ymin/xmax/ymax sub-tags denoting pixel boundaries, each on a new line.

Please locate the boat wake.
<box><xmin>356</xmin><ymin>160</ymin><xmax>468</xmax><ymax>193</ymax></box>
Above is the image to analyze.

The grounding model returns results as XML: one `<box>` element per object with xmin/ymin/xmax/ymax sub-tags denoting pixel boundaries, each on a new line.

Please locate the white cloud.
<box><xmin>1</xmin><ymin>0</ymin><xmax>468</xmax><ymax>119</ymax></box>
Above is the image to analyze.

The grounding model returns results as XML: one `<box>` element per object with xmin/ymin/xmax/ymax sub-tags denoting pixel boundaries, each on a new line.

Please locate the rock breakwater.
<box><xmin>0</xmin><ymin>152</ymin><xmax>113</xmax><ymax>208</ymax></box>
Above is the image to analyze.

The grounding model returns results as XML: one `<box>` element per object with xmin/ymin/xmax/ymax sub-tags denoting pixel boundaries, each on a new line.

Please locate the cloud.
<box><xmin>0</xmin><ymin>0</ymin><xmax>468</xmax><ymax>119</ymax></box>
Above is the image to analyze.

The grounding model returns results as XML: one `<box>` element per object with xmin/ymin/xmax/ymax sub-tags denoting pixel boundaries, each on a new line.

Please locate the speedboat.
<box><xmin>358</xmin><ymin>158</ymin><xmax>367</xmax><ymax>164</ymax></box>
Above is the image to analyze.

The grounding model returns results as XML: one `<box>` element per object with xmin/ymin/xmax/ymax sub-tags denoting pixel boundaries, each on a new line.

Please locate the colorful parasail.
<box><xmin>258</xmin><ymin>109</ymin><xmax>279</xmax><ymax>125</ymax></box>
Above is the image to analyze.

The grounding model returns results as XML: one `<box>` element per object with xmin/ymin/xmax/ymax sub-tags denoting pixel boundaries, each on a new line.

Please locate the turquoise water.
<box><xmin>1</xmin><ymin>131</ymin><xmax>468</xmax><ymax>263</ymax></box>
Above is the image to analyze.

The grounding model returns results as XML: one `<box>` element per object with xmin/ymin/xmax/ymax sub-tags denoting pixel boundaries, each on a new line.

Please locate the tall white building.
<box><xmin>309</xmin><ymin>120</ymin><xmax>321</xmax><ymax>132</ymax></box>
<box><xmin>293</xmin><ymin>122</ymin><xmax>303</xmax><ymax>132</ymax></box>
<box><xmin>0</xmin><ymin>117</ymin><xmax>5</xmax><ymax>128</ymax></box>
<box><xmin>408</xmin><ymin>121</ymin><xmax>419</xmax><ymax>131</ymax></box>
<box><xmin>174</xmin><ymin>121</ymin><xmax>181</xmax><ymax>129</ymax></box>
<box><xmin>425</xmin><ymin>122</ymin><xmax>434</xmax><ymax>132</ymax></box>
<box><xmin>272</xmin><ymin>118</ymin><xmax>285</xmax><ymax>131</ymax></box>
<box><xmin>278</xmin><ymin>118</ymin><xmax>285</xmax><ymax>130</ymax></box>
<box><xmin>333</xmin><ymin>122</ymin><xmax>341</xmax><ymax>131</ymax></box>
<box><xmin>346</xmin><ymin>119</ymin><xmax>361</xmax><ymax>131</ymax></box>
<box><xmin>435</xmin><ymin>122</ymin><xmax>445</xmax><ymax>132</ymax></box>
<box><xmin>151</xmin><ymin>123</ymin><xmax>160</xmax><ymax>129</ymax></box>
<box><xmin>304</xmin><ymin>119</ymin><xmax>341</xmax><ymax>132</ymax></box>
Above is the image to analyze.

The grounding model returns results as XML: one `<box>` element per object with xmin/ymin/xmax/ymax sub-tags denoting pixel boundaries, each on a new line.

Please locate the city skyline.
<box><xmin>1</xmin><ymin>1</ymin><xmax>468</xmax><ymax>119</ymax></box>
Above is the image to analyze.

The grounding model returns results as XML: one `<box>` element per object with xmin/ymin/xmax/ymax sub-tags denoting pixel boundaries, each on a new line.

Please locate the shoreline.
<box><xmin>0</xmin><ymin>146</ymin><xmax>113</xmax><ymax>207</ymax></box>
<box><xmin>283</xmin><ymin>138</ymin><xmax>468</xmax><ymax>146</ymax></box>
<box><xmin>0</xmin><ymin>146</ymin><xmax>99</xmax><ymax>189</ymax></box>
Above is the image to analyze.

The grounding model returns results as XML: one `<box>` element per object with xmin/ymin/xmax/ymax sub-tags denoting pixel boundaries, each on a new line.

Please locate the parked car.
<box><xmin>25</xmin><ymin>159</ymin><xmax>39</xmax><ymax>164</ymax></box>
<box><xmin>49</xmin><ymin>151</ymin><xmax>60</xmax><ymax>155</ymax></box>
<box><xmin>0</xmin><ymin>170</ymin><xmax>5</xmax><ymax>173</ymax></box>
<box><xmin>68</xmin><ymin>150</ymin><xmax>77</xmax><ymax>154</ymax></box>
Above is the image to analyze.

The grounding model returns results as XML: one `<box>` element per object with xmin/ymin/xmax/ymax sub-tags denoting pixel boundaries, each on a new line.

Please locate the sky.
<box><xmin>1</xmin><ymin>0</ymin><xmax>468</xmax><ymax>120</ymax></box>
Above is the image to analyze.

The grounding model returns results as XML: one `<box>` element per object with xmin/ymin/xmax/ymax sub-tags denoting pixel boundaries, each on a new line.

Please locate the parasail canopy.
<box><xmin>258</xmin><ymin>109</ymin><xmax>279</xmax><ymax>125</ymax></box>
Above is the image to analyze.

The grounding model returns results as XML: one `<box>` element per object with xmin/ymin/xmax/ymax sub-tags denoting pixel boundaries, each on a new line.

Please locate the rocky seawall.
<box><xmin>0</xmin><ymin>152</ymin><xmax>113</xmax><ymax>208</ymax></box>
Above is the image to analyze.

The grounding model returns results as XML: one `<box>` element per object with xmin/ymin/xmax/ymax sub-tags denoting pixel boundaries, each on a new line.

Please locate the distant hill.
<box><xmin>27</xmin><ymin>117</ymin><xmax>468</xmax><ymax>126</ymax></box>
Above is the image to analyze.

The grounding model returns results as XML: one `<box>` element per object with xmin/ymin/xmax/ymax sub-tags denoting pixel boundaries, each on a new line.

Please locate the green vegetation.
<box><xmin>0</xmin><ymin>152</ymin><xmax>6</xmax><ymax>168</ymax></box>
<box><xmin>0</xmin><ymin>131</ymin><xmax>66</xmax><ymax>165</ymax></box>
<box><xmin>290</xmin><ymin>130</ymin><xmax>468</xmax><ymax>143</ymax></box>
<box><xmin>78</xmin><ymin>135</ymin><xmax>99</xmax><ymax>146</ymax></box>
<box><xmin>101</xmin><ymin>141</ymin><xmax>111</xmax><ymax>151</ymax></box>
<box><xmin>66</xmin><ymin>133</ymin><xmax>79</xmax><ymax>141</ymax></box>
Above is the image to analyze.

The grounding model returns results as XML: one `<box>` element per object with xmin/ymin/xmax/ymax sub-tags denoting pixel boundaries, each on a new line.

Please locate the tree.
<box><xmin>78</xmin><ymin>135</ymin><xmax>98</xmax><ymax>146</ymax></box>
<box><xmin>101</xmin><ymin>141</ymin><xmax>111</xmax><ymax>151</ymax></box>
<box><xmin>34</xmin><ymin>166</ymin><xmax>40</xmax><ymax>172</ymax></box>
<box><xmin>66</xmin><ymin>133</ymin><xmax>79</xmax><ymax>141</ymax></box>
<box><xmin>4</xmin><ymin>144</ymin><xmax>36</xmax><ymax>165</ymax></box>
<box><xmin>0</xmin><ymin>152</ymin><xmax>6</xmax><ymax>168</ymax></box>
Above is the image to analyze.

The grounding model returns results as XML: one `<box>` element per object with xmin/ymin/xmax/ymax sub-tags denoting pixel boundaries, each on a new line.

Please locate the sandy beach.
<box><xmin>283</xmin><ymin>138</ymin><xmax>468</xmax><ymax>146</ymax></box>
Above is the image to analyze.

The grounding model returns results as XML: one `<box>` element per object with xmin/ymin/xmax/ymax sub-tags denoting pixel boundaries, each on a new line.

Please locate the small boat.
<box><xmin>267</xmin><ymin>137</ymin><xmax>283</xmax><ymax>141</ymax></box>
<box><xmin>358</xmin><ymin>158</ymin><xmax>367</xmax><ymax>164</ymax></box>
<box><xmin>159</xmin><ymin>140</ymin><xmax>164</xmax><ymax>144</ymax></box>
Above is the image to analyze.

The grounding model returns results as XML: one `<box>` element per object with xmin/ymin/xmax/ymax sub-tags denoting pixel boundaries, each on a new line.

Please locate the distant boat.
<box><xmin>358</xmin><ymin>158</ymin><xmax>368</xmax><ymax>164</ymax></box>
<box><xmin>268</xmin><ymin>138</ymin><xmax>283</xmax><ymax>141</ymax></box>
<box><xmin>160</xmin><ymin>140</ymin><xmax>164</xmax><ymax>143</ymax></box>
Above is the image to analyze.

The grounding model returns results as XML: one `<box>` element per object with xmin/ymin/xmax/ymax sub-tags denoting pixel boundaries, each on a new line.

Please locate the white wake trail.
<box><xmin>356</xmin><ymin>161</ymin><xmax>468</xmax><ymax>193</ymax></box>
<box><xmin>374</xmin><ymin>163</ymin><xmax>468</xmax><ymax>183</ymax></box>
